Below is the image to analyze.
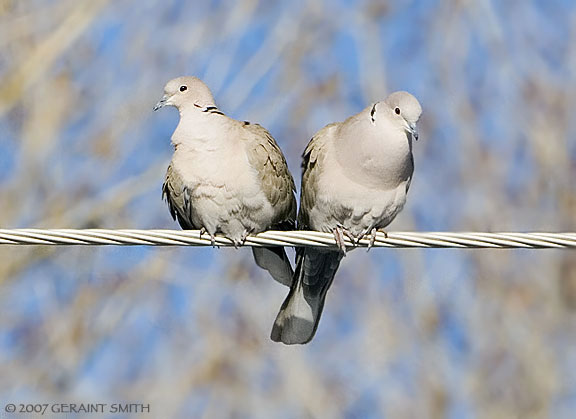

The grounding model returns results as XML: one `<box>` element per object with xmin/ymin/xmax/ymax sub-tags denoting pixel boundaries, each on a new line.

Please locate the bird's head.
<box><xmin>154</xmin><ymin>76</ymin><xmax>216</xmax><ymax>112</ymax></box>
<box><xmin>382</xmin><ymin>91</ymin><xmax>422</xmax><ymax>140</ymax></box>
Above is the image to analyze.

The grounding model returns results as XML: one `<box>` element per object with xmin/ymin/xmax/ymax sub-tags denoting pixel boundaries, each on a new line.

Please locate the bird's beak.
<box><xmin>408</xmin><ymin>122</ymin><xmax>419</xmax><ymax>141</ymax></box>
<box><xmin>153</xmin><ymin>94</ymin><xmax>169</xmax><ymax>111</ymax></box>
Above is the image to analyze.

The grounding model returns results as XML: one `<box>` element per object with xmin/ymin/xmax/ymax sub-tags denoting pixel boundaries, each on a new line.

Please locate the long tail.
<box><xmin>270</xmin><ymin>247</ymin><xmax>343</xmax><ymax>344</ymax></box>
<box><xmin>252</xmin><ymin>247</ymin><xmax>294</xmax><ymax>287</ymax></box>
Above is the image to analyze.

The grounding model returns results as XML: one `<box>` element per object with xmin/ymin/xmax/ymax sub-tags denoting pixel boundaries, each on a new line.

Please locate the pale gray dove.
<box><xmin>271</xmin><ymin>91</ymin><xmax>422</xmax><ymax>344</ymax></box>
<box><xmin>154</xmin><ymin>76</ymin><xmax>297</xmax><ymax>286</ymax></box>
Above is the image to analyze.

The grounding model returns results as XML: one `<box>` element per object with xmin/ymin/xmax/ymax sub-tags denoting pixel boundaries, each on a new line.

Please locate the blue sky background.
<box><xmin>1</xmin><ymin>0</ymin><xmax>576</xmax><ymax>417</ymax></box>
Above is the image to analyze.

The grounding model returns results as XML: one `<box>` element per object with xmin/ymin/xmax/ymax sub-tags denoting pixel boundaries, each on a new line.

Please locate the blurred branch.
<box><xmin>0</xmin><ymin>0</ymin><xmax>110</xmax><ymax>116</ymax></box>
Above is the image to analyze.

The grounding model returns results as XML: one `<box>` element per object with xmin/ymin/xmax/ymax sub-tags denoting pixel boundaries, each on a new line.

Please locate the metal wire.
<box><xmin>0</xmin><ymin>229</ymin><xmax>574</xmax><ymax>249</ymax></box>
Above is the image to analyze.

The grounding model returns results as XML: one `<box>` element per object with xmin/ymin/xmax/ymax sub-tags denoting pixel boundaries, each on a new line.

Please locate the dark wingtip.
<box><xmin>270</xmin><ymin>319</ymin><xmax>315</xmax><ymax>345</ymax></box>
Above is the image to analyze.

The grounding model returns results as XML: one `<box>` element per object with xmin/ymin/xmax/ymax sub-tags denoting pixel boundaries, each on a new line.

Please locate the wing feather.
<box><xmin>162</xmin><ymin>163</ymin><xmax>196</xmax><ymax>230</ymax></box>
<box><xmin>298</xmin><ymin>123</ymin><xmax>339</xmax><ymax>229</ymax></box>
<box><xmin>243</xmin><ymin>122</ymin><xmax>297</xmax><ymax>229</ymax></box>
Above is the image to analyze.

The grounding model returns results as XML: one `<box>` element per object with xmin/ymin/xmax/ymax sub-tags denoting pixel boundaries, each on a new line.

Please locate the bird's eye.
<box><xmin>180</xmin><ymin>85</ymin><xmax>187</xmax><ymax>92</ymax></box>
<box><xmin>395</xmin><ymin>107</ymin><xmax>401</xmax><ymax>115</ymax></box>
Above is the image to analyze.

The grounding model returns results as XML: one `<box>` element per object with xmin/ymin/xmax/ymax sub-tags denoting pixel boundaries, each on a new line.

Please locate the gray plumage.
<box><xmin>155</xmin><ymin>76</ymin><xmax>296</xmax><ymax>286</ymax></box>
<box><xmin>272</xmin><ymin>91</ymin><xmax>422</xmax><ymax>344</ymax></box>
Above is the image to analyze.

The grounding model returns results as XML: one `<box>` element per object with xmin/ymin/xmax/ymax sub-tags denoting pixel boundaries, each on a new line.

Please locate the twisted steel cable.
<box><xmin>0</xmin><ymin>229</ymin><xmax>574</xmax><ymax>249</ymax></box>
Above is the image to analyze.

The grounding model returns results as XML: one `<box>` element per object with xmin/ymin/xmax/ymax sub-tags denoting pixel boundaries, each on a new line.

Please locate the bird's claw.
<box><xmin>232</xmin><ymin>230</ymin><xmax>251</xmax><ymax>249</ymax></box>
<box><xmin>366</xmin><ymin>228</ymin><xmax>387</xmax><ymax>251</ymax></box>
<box><xmin>333</xmin><ymin>225</ymin><xmax>356</xmax><ymax>254</ymax></box>
<box><xmin>199</xmin><ymin>227</ymin><xmax>218</xmax><ymax>247</ymax></box>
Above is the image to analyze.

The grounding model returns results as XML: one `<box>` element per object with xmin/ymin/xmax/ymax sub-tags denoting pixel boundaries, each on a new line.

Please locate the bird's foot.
<box><xmin>199</xmin><ymin>227</ymin><xmax>218</xmax><ymax>247</ymax></box>
<box><xmin>200</xmin><ymin>227</ymin><xmax>219</xmax><ymax>247</ymax></box>
<box><xmin>230</xmin><ymin>230</ymin><xmax>251</xmax><ymax>249</ymax></box>
<box><xmin>233</xmin><ymin>230</ymin><xmax>251</xmax><ymax>249</ymax></box>
<box><xmin>333</xmin><ymin>225</ymin><xmax>355</xmax><ymax>254</ymax></box>
<box><xmin>366</xmin><ymin>228</ymin><xmax>388</xmax><ymax>251</ymax></box>
<box><xmin>241</xmin><ymin>229</ymin><xmax>251</xmax><ymax>243</ymax></box>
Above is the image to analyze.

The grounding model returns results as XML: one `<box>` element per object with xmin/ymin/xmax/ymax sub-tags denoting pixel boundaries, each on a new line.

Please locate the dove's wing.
<box><xmin>243</xmin><ymin>122</ymin><xmax>297</xmax><ymax>228</ymax></box>
<box><xmin>163</xmin><ymin>162</ymin><xmax>196</xmax><ymax>230</ymax></box>
<box><xmin>242</xmin><ymin>122</ymin><xmax>297</xmax><ymax>287</ymax></box>
<box><xmin>298</xmin><ymin>123</ymin><xmax>340</xmax><ymax>229</ymax></box>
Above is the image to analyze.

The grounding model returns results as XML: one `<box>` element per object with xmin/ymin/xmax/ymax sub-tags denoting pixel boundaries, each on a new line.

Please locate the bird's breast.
<box><xmin>333</xmin><ymin>133</ymin><xmax>413</xmax><ymax>190</ymax></box>
<box><xmin>170</xmin><ymin>144</ymin><xmax>265</xmax><ymax>207</ymax></box>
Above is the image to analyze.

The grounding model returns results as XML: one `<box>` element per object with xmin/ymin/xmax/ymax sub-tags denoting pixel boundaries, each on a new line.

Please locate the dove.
<box><xmin>271</xmin><ymin>91</ymin><xmax>422</xmax><ymax>344</ymax></box>
<box><xmin>154</xmin><ymin>76</ymin><xmax>297</xmax><ymax>287</ymax></box>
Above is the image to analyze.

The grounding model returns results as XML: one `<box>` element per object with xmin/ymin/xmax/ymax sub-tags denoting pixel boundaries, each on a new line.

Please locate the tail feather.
<box><xmin>252</xmin><ymin>247</ymin><xmax>293</xmax><ymax>287</ymax></box>
<box><xmin>271</xmin><ymin>248</ymin><xmax>343</xmax><ymax>344</ymax></box>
